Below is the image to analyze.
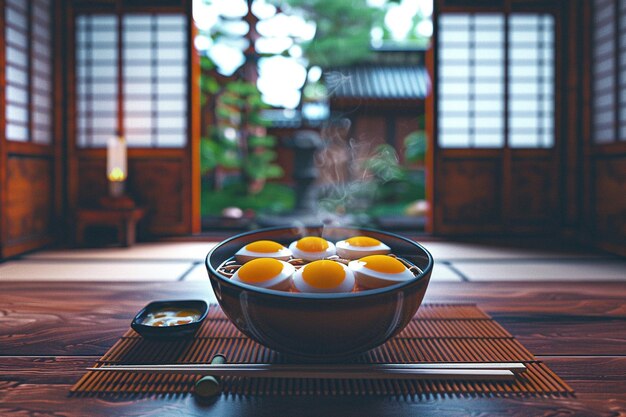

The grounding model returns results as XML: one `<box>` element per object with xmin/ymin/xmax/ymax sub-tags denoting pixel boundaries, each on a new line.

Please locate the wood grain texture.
<box><xmin>437</xmin><ymin>157</ymin><xmax>502</xmax><ymax>229</ymax></box>
<box><xmin>510</xmin><ymin>157</ymin><xmax>557</xmax><ymax>225</ymax></box>
<box><xmin>5</xmin><ymin>156</ymin><xmax>54</xmax><ymax>245</ymax></box>
<box><xmin>129</xmin><ymin>159</ymin><xmax>187</xmax><ymax>234</ymax></box>
<box><xmin>593</xmin><ymin>157</ymin><xmax>626</xmax><ymax>253</ymax></box>
<box><xmin>76</xmin><ymin>158</ymin><xmax>107</xmax><ymax>209</ymax></box>
<box><xmin>0</xmin><ymin>280</ymin><xmax>624</xmax><ymax>416</ymax></box>
<box><xmin>538</xmin><ymin>357</ymin><xmax>626</xmax><ymax>395</ymax></box>
<box><xmin>0</xmin><ymin>381</ymin><xmax>624</xmax><ymax>417</ymax></box>
<box><xmin>75</xmin><ymin>157</ymin><xmax>189</xmax><ymax>236</ymax></box>
<box><xmin>0</xmin><ymin>281</ymin><xmax>625</xmax><ymax>356</ymax></box>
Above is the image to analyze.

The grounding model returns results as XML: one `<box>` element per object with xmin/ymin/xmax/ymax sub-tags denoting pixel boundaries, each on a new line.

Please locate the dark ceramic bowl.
<box><xmin>205</xmin><ymin>226</ymin><xmax>433</xmax><ymax>359</ymax></box>
<box><xmin>131</xmin><ymin>299</ymin><xmax>208</xmax><ymax>339</ymax></box>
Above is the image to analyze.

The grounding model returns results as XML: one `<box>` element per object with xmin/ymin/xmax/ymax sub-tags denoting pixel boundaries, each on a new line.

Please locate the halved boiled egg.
<box><xmin>348</xmin><ymin>255</ymin><xmax>415</xmax><ymax>289</ymax></box>
<box><xmin>235</xmin><ymin>240</ymin><xmax>292</xmax><ymax>263</ymax></box>
<box><xmin>293</xmin><ymin>260</ymin><xmax>355</xmax><ymax>293</ymax></box>
<box><xmin>288</xmin><ymin>236</ymin><xmax>336</xmax><ymax>261</ymax></box>
<box><xmin>231</xmin><ymin>258</ymin><xmax>295</xmax><ymax>291</ymax></box>
<box><xmin>335</xmin><ymin>236</ymin><xmax>391</xmax><ymax>260</ymax></box>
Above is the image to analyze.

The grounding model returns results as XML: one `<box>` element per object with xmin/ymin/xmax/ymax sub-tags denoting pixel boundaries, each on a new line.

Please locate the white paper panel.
<box><xmin>593</xmin><ymin>0</ymin><xmax>618</xmax><ymax>143</ymax></box>
<box><xmin>438</xmin><ymin>13</ymin><xmax>504</xmax><ymax>148</ymax></box>
<box><xmin>508</xmin><ymin>14</ymin><xmax>554</xmax><ymax>148</ymax></box>
<box><xmin>123</xmin><ymin>13</ymin><xmax>188</xmax><ymax>148</ymax></box>
<box><xmin>76</xmin><ymin>14</ymin><xmax>119</xmax><ymax>148</ymax></box>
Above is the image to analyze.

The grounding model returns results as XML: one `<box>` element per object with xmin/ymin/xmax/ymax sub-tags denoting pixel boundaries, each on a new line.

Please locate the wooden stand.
<box><xmin>75</xmin><ymin>207</ymin><xmax>146</xmax><ymax>247</ymax></box>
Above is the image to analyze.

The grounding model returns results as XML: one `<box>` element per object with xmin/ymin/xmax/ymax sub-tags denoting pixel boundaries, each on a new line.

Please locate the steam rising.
<box><xmin>313</xmin><ymin>116</ymin><xmax>401</xmax><ymax>228</ymax></box>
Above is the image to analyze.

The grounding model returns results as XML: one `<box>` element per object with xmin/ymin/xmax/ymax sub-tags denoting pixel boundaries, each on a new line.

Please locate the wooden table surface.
<box><xmin>0</xmin><ymin>280</ymin><xmax>625</xmax><ymax>416</ymax></box>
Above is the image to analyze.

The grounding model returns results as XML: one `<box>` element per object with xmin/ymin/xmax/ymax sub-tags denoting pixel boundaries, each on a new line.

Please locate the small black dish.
<box><xmin>131</xmin><ymin>299</ymin><xmax>208</xmax><ymax>339</ymax></box>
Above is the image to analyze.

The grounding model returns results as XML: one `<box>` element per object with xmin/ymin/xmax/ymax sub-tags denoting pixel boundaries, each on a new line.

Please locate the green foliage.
<box><xmin>244</xmin><ymin>151</ymin><xmax>284</xmax><ymax>180</ymax></box>
<box><xmin>362</xmin><ymin>144</ymin><xmax>406</xmax><ymax>183</ymax></box>
<box><xmin>202</xmin><ymin>182</ymin><xmax>295</xmax><ymax>216</ymax></box>
<box><xmin>200</xmin><ymin>56</ymin><xmax>216</xmax><ymax>71</ymax></box>
<box><xmin>200</xmin><ymin>137</ymin><xmax>239</xmax><ymax>173</ymax></box>
<box><xmin>248</xmin><ymin>135</ymin><xmax>277</xmax><ymax>147</ymax></box>
<box><xmin>285</xmin><ymin>0</ymin><xmax>382</xmax><ymax>67</ymax></box>
<box><xmin>403</xmin><ymin>130</ymin><xmax>427</xmax><ymax>163</ymax></box>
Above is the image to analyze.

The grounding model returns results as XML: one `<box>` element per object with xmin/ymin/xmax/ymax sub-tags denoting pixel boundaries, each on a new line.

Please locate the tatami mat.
<box><xmin>427</xmin><ymin>263</ymin><xmax>464</xmax><ymax>281</ymax></box>
<box><xmin>0</xmin><ymin>261</ymin><xmax>195</xmax><ymax>281</ymax></box>
<box><xmin>22</xmin><ymin>242</ymin><xmax>215</xmax><ymax>262</ymax></box>
<box><xmin>453</xmin><ymin>260</ymin><xmax>626</xmax><ymax>281</ymax></box>
<box><xmin>3</xmin><ymin>240</ymin><xmax>623</xmax><ymax>282</ymax></box>
<box><xmin>421</xmin><ymin>241</ymin><xmax>602</xmax><ymax>261</ymax></box>
<box><xmin>183</xmin><ymin>263</ymin><xmax>211</xmax><ymax>281</ymax></box>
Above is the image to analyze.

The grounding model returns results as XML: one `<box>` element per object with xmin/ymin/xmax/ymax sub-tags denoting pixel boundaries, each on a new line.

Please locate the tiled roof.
<box><xmin>325</xmin><ymin>65</ymin><xmax>430</xmax><ymax>101</ymax></box>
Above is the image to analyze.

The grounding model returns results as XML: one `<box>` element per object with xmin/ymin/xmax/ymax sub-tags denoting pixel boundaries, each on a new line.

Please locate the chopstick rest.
<box><xmin>194</xmin><ymin>354</ymin><xmax>226</xmax><ymax>400</ymax></box>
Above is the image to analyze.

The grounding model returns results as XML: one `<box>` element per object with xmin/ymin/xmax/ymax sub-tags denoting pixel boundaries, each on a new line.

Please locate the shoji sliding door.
<box><xmin>429</xmin><ymin>0</ymin><xmax>562</xmax><ymax>234</ymax></box>
<box><xmin>68</xmin><ymin>0</ymin><xmax>199</xmax><ymax>236</ymax></box>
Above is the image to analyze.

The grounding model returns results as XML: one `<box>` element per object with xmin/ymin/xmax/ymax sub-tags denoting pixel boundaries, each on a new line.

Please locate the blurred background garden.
<box><xmin>195</xmin><ymin>0</ymin><xmax>432</xmax><ymax>230</ymax></box>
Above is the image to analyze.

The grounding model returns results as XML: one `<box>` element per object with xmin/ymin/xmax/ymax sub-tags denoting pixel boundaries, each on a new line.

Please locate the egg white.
<box><xmin>235</xmin><ymin>245</ymin><xmax>292</xmax><ymax>263</ymax></box>
<box><xmin>292</xmin><ymin>262</ymin><xmax>355</xmax><ymax>293</ymax></box>
<box><xmin>335</xmin><ymin>239</ymin><xmax>391</xmax><ymax>260</ymax></box>
<box><xmin>231</xmin><ymin>260</ymin><xmax>295</xmax><ymax>291</ymax></box>
<box><xmin>348</xmin><ymin>259</ymin><xmax>415</xmax><ymax>289</ymax></box>
<box><xmin>288</xmin><ymin>239</ymin><xmax>336</xmax><ymax>261</ymax></box>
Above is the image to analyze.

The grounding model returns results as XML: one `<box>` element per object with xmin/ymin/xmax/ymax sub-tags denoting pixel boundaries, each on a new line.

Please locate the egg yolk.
<box><xmin>245</xmin><ymin>240</ymin><xmax>285</xmax><ymax>253</ymax></box>
<box><xmin>302</xmin><ymin>260</ymin><xmax>345</xmax><ymax>289</ymax></box>
<box><xmin>296</xmin><ymin>237</ymin><xmax>329</xmax><ymax>252</ymax></box>
<box><xmin>359</xmin><ymin>255</ymin><xmax>406</xmax><ymax>274</ymax></box>
<box><xmin>237</xmin><ymin>258</ymin><xmax>284</xmax><ymax>283</ymax></box>
<box><xmin>345</xmin><ymin>236</ymin><xmax>382</xmax><ymax>247</ymax></box>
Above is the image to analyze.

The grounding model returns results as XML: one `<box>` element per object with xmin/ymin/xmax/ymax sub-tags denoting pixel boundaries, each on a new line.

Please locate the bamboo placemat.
<box><xmin>71</xmin><ymin>304</ymin><xmax>573</xmax><ymax>398</ymax></box>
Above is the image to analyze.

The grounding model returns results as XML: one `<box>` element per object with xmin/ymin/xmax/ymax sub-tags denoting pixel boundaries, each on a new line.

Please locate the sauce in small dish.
<box><xmin>131</xmin><ymin>300</ymin><xmax>208</xmax><ymax>338</ymax></box>
<box><xmin>142</xmin><ymin>309</ymin><xmax>202</xmax><ymax>327</ymax></box>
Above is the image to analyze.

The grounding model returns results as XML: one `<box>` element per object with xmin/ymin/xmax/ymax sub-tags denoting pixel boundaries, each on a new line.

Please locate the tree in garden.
<box><xmin>198</xmin><ymin>1</ymin><xmax>284</xmax><ymax>197</ymax></box>
<box><xmin>283</xmin><ymin>0</ymin><xmax>382</xmax><ymax>68</ymax></box>
<box><xmin>200</xmin><ymin>59</ymin><xmax>283</xmax><ymax>195</ymax></box>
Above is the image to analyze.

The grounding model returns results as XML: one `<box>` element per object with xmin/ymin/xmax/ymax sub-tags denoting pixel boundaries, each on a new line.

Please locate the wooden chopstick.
<box><xmin>88</xmin><ymin>362</ymin><xmax>525</xmax><ymax>382</ymax></box>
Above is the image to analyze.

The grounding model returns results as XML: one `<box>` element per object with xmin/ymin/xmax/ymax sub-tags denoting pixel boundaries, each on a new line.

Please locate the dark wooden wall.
<box><xmin>2</xmin><ymin>148</ymin><xmax>57</xmax><ymax>257</ymax></box>
<box><xmin>0</xmin><ymin>0</ymin><xmax>64</xmax><ymax>259</ymax></box>
<box><xmin>73</xmin><ymin>150</ymin><xmax>193</xmax><ymax>235</ymax></box>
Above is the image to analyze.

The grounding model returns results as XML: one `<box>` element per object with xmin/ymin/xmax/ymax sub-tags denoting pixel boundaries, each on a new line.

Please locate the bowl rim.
<box><xmin>205</xmin><ymin>226</ymin><xmax>434</xmax><ymax>300</ymax></box>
